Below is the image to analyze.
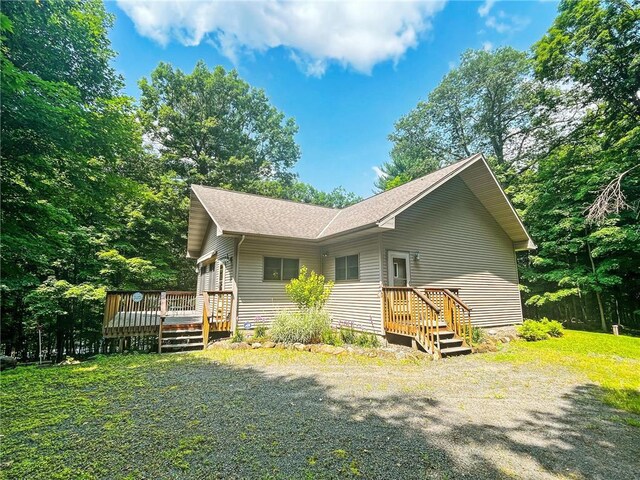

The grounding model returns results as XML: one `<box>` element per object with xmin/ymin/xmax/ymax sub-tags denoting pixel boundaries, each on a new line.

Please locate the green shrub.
<box><xmin>321</xmin><ymin>327</ymin><xmax>343</xmax><ymax>346</ymax></box>
<box><xmin>518</xmin><ymin>320</ymin><xmax>550</xmax><ymax>341</ymax></box>
<box><xmin>270</xmin><ymin>308</ymin><xmax>330</xmax><ymax>344</ymax></box>
<box><xmin>253</xmin><ymin>325</ymin><xmax>268</xmax><ymax>339</ymax></box>
<box><xmin>339</xmin><ymin>327</ymin><xmax>357</xmax><ymax>345</ymax></box>
<box><xmin>518</xmin><ymin>318</ymin><xmax>566</xmax><ymax>341</ymax></box>
<box><xmin>355</xmin><ymin>333</ymin><xmax>381</xmax><ymax>348</ymax></box>
<box><xmin>230</xmin><ymin>330</ymin><xmax>245</xmax><ymax>343</ymax></box>
<box><xmin>471</xmin><ymin>326</ymin><xmax>486</xmax><ymax>344</ymax></box>
<box><xmin>541</xmin><ymin>318</ymin><xmax>565</xmax><ymax>337</ymax></box>
<box><xmin>285</xmin><ymin>266</ymin><xmax>334</xmax><ymax>309</ymax></box>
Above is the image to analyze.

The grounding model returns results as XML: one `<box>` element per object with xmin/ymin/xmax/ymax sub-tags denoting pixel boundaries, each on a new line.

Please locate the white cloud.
<box><xmin>116</xmin><ymin>0</ymin><xmax>447</xmax><ymax>76</ymax></box>
<box><xmin>482</xmin><ymin>41</ymin><xmax>493</xmax><ymax>51</ymax></box>
<box><xmin>478</xmin><ymin>0</ymin><xmax>496</xmax><ymax>18</ymax></box>
<box><xmin>372</xmin><ymin>166</ymin><xmax>387</xmax><ymax>179</ymax></box>
<box><xmin>485</xmin><ymin>10</ymin><xmax>529</xmax><ymax>34</ymax></box>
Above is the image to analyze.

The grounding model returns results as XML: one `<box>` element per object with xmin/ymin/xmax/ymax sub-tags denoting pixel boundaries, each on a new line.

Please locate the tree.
<box><xmin>378</xmin><ymin>47</ymin><xmax>562</xmax><ymax>190</ymax></box>
<box><xmin>2</xmin><ymin>0</ymin><xmax>122</xmax><ymax>102</ymax></box>
<box><xmin>138</xmin><ymin>62</ymin><xmax>301</xmax><ymax>189</ymax></box>
<box><xmin>535</xmin><ymin>0</ymin><xmax>640</xmax><ymax>120</ymax></box>
<box><xmin>523</xmin><ymin>0</ymin><xmax>640</xmax><ymax>330</ymax></box>
<box><xmin>0</xmin><ymin>3</ymin><xmax>161</xmax><ymax>360</ymax></box>
<box><xmin>252</xmin><ymin>180</ymin><xmax>361</xmax><ymax>208</ymax></box>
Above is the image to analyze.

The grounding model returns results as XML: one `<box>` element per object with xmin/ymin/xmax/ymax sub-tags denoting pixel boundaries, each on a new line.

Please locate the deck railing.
<box><xmin>103</xmin><ymin>290</ymin><xmax>198</xmax><ymax>338</ymax></box>
<box><xmin>424</xmin><ymin>288</ymin><xmax>472</xmax><ymax>347</ymax></box>
<box><xmin>103</xmin><ymin>291</ymin><xmax>164</xmax><ymax>338</ymax></box>
<box><xmin>203</xmin><ymin>290</ymin><xmax>233</xmax><ymax>332</ymax></box>
<box><xmin>382</xmin><ymin>287</ymin><xmax>441</xmax><ymax>354</ymax></box>
<box><xmin>166</xmin><ymin>291</ymin><xmax>197</xmax><ymax>316</ymax></box>
<box><xmin>202</xmin><ymin>292</ymin><xmax>211</xmax><ymax>346</ymax></box>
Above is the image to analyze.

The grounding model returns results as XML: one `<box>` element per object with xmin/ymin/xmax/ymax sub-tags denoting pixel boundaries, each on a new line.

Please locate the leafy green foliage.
<box><xmin>320</xmin><ymin>328</ymin><xmax>343</xmax><ymax>346</ymax></box>
<box><xmin>270</xmin><ymin>309</ymin><xmax>331</xmax><ymax>344</ymax></box>
<box><xmin>339</xmin><ymin>327</ymin><xmax>358</xmax><ymax>345</ymax></box>
<box><xmin>252</xmin><ymin>181</ymin><xmax>361</xmax><ymax>208</ymax></box>
<box><xmin>534</xmin><ymin>0</ymin><xmax>640</xmax><ymax>120</ymax></box>
<box><xmin>285</xmin><ymin>266</ymin><xmax>334</xmax><ymax>310</ymax></box>
<box><xmin>139</xmin><ymin>61</ymin><xmax>300</xmax><ymax>189</ymax></box>
<box><xmin>518</xmin><ymin>320</ymin><xmax>552</xmax><ymax>341</ymax></box>
<box><xmin>544</xmin><ymin>319</ymin><xmax>565</xmax><ymax>338</ymax></box>
<box><xmin>378</xmin><ymin>47</ymin><xmax>560</xmax><ymax>190</ymax></box>
<box><xmin>253</xmin><ymin>326</ymin><xmax>268</xmax><ymax>340</ymax></box>
<box><xmin>517</xmin><ymin>319</ymin><xmax>565</xmax><ymax>341</ymax></box>
<box><xmin>0</xmin><ymin>4</ymin><xmax>358</xmax><ymax>361</ymax></box>
<box><xmin>354</xmin><ymin>333</ymin><xmax>381</xmax><ymax>348</ymax></box>
<box><xmin>0</xmin><ymin>4</ymin><xmax>200</xmax><ymax>361</ymax></box>
<box><xmin>380</xmin><ymin>1</ymin><xmax>640</xmax><ymax>331</ymax></box>
<box><xmin>471</xmin><ymin>327</ymin><xmax>486</xmax><ymax>345</ymax></box>
<box><xmin>230</xmin><ymin>330</ymin><xmax>245</xmax><ymax>344</ymax></box>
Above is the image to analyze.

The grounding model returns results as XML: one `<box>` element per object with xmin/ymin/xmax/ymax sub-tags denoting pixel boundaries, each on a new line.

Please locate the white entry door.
<box><xmin>387</xmin><ymin>251</ymin><xmax>411</xmax><ymax>286</ymax></box>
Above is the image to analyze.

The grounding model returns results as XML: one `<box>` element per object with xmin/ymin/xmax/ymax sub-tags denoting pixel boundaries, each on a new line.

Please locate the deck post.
<box><xmin>160</xmin><ymin>291</ymin><xmax>167</xmax><ymax>318</ymax></box>
<box><xmin>411</xmin><ymin>338</ymin><xmax>418</xmax><ymax>350</ymax></box>
<box><xmin>158</xmin><ymin>318</ymin><xmax>163</xmax><ymax>353</ymax></box>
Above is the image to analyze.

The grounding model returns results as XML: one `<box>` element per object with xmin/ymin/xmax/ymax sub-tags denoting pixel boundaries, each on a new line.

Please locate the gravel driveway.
<box><xmin>91</xmin><ymin>349</ymin><xmax>639</xmax><ymax>480</ymax></box>
<box><xmin>4</xmin><ymin>348</ymin><xmax>638</xmax><ymax>480</ymax></box>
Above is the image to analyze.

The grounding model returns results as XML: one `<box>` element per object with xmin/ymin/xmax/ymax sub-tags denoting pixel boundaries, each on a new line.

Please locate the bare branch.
<box><xmin>585</xmin><ymin>164</ymin><xmax>639</xmax><ymax>224</ymax></box>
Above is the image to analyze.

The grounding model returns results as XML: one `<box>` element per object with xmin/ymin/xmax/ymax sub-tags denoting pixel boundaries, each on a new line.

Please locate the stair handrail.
<box><xmin>411</xmin><ymin>287</ymin><xmax>440</xmax><ymax>355</ymax></box>
<box><xmin>424</xmin><ymin>287</ymin><xmax>473</xmax><ymax>347</ymax></box>
<box><xmin>381</xmin><ymin>286</ymin><xmax>441</xmax><ymax>356</ymax></box>
<box><xmin>202</xmin><ymin>291</ymin><xmax>211</xmax><ymax>350</ymax></box>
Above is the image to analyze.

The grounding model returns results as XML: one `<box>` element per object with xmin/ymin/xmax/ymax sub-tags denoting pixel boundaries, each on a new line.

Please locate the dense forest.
<box><xmin>1</xmin><ymin>0</ymin><xmax>638</xmax><ymax>360</ymax></box>
<box><xmin>378</xmin><ymin>0</ymin><xmax>640</xmax><ymax>333</ymax></box>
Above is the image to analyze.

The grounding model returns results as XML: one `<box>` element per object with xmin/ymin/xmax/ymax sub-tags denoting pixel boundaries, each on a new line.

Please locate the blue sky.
<box><xmin>106</xmin><ymin>1</ymin><xmax>559</xmax><ymax>197</ymax></box>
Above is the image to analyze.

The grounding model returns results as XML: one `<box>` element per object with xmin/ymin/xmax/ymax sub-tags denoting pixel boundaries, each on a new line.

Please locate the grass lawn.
<box><xmin>1</xmin><ymin>331</ymin><xmax>639</xmax><ymax>479</ymax></box>
<box><xmin>488</xmin><ymin>330</ymin><xmax>640</xmax><ymax>416</ymax></box>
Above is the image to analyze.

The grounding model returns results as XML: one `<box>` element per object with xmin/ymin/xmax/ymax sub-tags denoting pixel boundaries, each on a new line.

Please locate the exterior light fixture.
<box><xmin>412</xmin><ymin>251</ymin><xmax>420</xmax><ymax>261</ymax></box>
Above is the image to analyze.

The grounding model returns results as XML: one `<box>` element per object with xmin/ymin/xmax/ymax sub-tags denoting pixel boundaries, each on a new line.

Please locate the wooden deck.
<box><xmin>103</xmin><ymin>290</ymin><xmax>234</xmax><ymax>352</ymax></box>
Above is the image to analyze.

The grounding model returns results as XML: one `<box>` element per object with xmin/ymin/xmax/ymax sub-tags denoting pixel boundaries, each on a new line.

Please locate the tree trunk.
<box><xmin>585</xmin><ymin>240</ymin><xmax>607</xmax><ymax>331</ymax></box>
<box><xmin>56</xmin><ymin>315</ymin><xmax>65</xmax><ymax>363</ymax></box>
<box><xmin>595</xmin><ymin>291</ymin><xmax>607</xmax><ymax>332</ymax></box>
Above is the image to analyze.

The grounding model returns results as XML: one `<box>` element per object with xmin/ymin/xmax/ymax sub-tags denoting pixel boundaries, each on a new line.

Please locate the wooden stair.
<box><xmin>160</xmin><ymin>323</ymin><xmax>205</xmax><ymax>352</ymax></box>
<box><xmin>418</xmin><ymin>322</ymin><xmax>472</xmax><ymax>357</ymax></box>
<box><xmin>382</xmin><ymin>287</ymin><xmax>473</xmax><ymax>359</ymax></box>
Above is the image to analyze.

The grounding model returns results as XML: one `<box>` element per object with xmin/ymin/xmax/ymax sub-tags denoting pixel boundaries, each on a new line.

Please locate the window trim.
<box><xmin>334</xmin><ymin>253</ymin><xmax>360</xmax><ymax>282</ymax></box>
<box><xmin>262</xmin><ymin>256</ymin><xmax>300</xmax><ymax>282</ymax></box>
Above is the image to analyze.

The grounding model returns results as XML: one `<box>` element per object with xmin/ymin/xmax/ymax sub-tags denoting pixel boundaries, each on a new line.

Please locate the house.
<box><xmin>103</xmin><ymin>153</ymin><xmax>535</xmax><ymax>356</ymax></box>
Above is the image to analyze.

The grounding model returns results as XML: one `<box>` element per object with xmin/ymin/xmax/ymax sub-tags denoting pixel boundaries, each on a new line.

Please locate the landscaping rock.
<box><xmin>293</xmin><ymin>343</ymin><xmax>305</xmax><ymax>351</ymax></box>
<box><xmin>58</xmin><ymin>357</ymin><xmax>80</xmax><ymax>366</ymax></box>
<box><xmin>262</xmin><ymin>341</ymin><xmax>276</xmax><ymax>349</ymax></box>
<box><xmin>318</xmin><ymin>345</ymin><xmax>335</xmax><ymax>354</ymax></box>
<box><xmin>0</xmin><ymin>355</ymin><xmax>17</xmax><ymax>371</ymax></box>
<box><xmin>230</xmin><ymin>342</ymin><xmax>251</xmax><ymax>350</ymax></box>
<box><xmin>251</xmin><ymin>342</ymin><xmax>262</xmax><ymax>349</ymax></box>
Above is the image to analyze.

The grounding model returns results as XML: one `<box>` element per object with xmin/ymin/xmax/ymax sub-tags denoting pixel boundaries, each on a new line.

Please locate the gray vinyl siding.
<box><xmin>236</xmin><ymin>237</ymin><xmax>321</xmax><ymax>327</ymax></box>
<box><xmin>196</xmin><ymin>223</ymin><xmax>236</xmax><ymax>314</ymax></box>
<box><xmin>322</xmin><ymin>235</ymin><xmax>383</xmax><ymax>334</ymax></box>
<box><xmin>381</xmin><ymin>175</ymin><xmax>523</xmax><ymax>327</ymax></box>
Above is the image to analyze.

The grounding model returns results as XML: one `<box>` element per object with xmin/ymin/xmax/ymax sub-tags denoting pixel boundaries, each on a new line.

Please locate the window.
<box><xmin>263</xmin><ymin>257</ymin><xmax>300</xmax><ymax>281</ymax></box>
<box><xmin>335</xmin><ymin>254</ymin><xmax>359</xmax><ymax>281</ymax></box>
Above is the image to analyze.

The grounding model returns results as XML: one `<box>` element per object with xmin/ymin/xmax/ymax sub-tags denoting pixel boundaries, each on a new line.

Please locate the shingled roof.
<box><xmin>188</xmin><ymin>153</ymin><xmax>534</xmax><ymax>253</ymax></box>
<box><xmin>191</xmin><ymin>186</ymin><xmax>339</xmax><ymax>240</ymax></box>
